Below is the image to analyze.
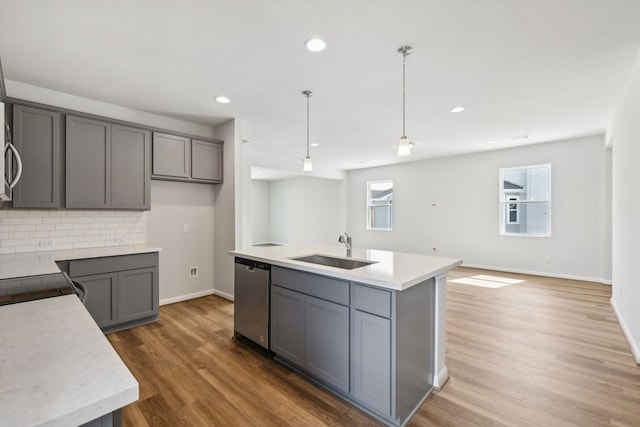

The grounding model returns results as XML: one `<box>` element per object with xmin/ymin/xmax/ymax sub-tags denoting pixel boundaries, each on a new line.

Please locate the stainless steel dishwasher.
<box><xmin>234</xmin><ymin>257</ymin><xmax>270</xmax><ymax>349</ymax></box>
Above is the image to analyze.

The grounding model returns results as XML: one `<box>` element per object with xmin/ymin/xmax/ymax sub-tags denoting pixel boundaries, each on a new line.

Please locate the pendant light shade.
<box><xmin>302</xmin><ymin>90</ymin><xmax>313</xmax><ymax>172</ymax></box>
<box><xmin>397</xmin><ymin>45</ymin><xmax>413</xmax><ymax>157</ymax></box>
<box><xmin>397</xmin><ymin>136</ymin><xmax>411</xmax><ymax>156</ymax></box>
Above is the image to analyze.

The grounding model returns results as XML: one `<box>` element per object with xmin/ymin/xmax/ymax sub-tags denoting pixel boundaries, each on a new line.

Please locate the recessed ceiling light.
<box><xmin>311</xmin><ymin>143</ymin><xmax>319</xmax><ymax>147</ymax></box>
<box><xmin>450</xmin><ymin>106</ymin><xmax>465</xmax><ymax>113</ymax></box>
<box><xmin>305</xmin><ymin>38</ymin><xmax>326</xmax><ymax>52</ymax></box>
<box><xmin>215</xmin><ymin>96</ymin><xmax>230</xmax><ymax>104</ymax></box>
<box><xmin>489</xmin><ymin>140</ymin><xmax>498</xmax><ymax>144</ymax></box>
<box><xmin>372</xmin><ymin>159</ymin><xmax>379</xmax><ymax>163</ymax></box>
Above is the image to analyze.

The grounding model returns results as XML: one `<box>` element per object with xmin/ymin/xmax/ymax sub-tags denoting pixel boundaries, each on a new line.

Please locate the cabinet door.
<box><xmin>118</xmin><ymin>267</ymin><xmax>158</xmax><ymax>323</ymax></box>
<box><xmin>12</xmin><ymin>106</ymin><xmax>62</xmax><ymax>208</ymax></box>
<box><xmin>191</xmin><ymin>139</ymin><xmax>222</xmax><ymax>182</ymax></box>
<box><xmin>305</xmin><ymin>296</ymin><xmax>350</xmax><ymax>393</ymax></box>
<box><xmin>74</xmin><ymin>273</ymin><xmax>118</xmax><ymax>329</ymax></box>
<box><xmin>270</xmin><ymin>285</ymin><xmax>305</xmax><ymax>367</ymax></box>
<box><xmin>66</xmin><ymin>116</ymin><xmax>111</xmax><ymax>208</ymax></box>
<box><xmin>111</xmin><ymin>125</ymin><xmax>151</xmax><ymax>210</ymax></box>
<box><xmin>353</xmin><ymin>310</ymin><xmax>391</xmax><ymax>416</ymax></box>
<box><xmin>152</xmin><ymin>132</ymin><xmax>190</xmax><ymax>178</ymax></box>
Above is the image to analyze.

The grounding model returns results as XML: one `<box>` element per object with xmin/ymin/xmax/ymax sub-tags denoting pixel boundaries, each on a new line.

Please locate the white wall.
<box><xmin>147</xmin><ymin>181</ymin><xmax>215</xmax><ymax>304</ymax></box>
<box><xmin>251</xmin><ymin>180</ymin><xmax>271</xmax><ymax>244</ymax></box>
<box><xmin>347</xmin><ymin>135</ymin><xmax>609</xmax><ymax>283</ymax></box>
<box><xmin>609</xmin><ymin>51</ymin><xmax>640</xmax><ymax>364</ymax></box>
<box><xmin>269</xmin><ymin>176</ymin><xmax>346</xmax><ymax>245</ymax></box>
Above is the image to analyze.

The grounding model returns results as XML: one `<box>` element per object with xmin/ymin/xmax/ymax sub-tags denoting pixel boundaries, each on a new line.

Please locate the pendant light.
<box><xmin>397</xmin><ymin>45</ymin><xmax>413</xmax><ymax>157</ymax></box>
<box><xmin>302</xmin><ymin>90</ymin><xmax>313</xmax><ymax>172</ymax></box>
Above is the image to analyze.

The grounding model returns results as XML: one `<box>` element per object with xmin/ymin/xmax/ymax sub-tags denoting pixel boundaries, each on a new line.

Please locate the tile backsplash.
<box><xmin>0</xmin><ymin>210</ymin><xmax>146</xmax><ymax>255</ymax></box>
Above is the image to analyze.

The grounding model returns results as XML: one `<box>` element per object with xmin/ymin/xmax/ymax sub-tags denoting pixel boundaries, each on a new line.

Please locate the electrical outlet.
<box><xmin>189</xmin><ymin>266</ymin><xmax>198</xmax><ymax>278</ymax></box>
<box><xmin>38</xmin><ymin>239</ymin><xmax>55</xmax><ymax>250</ymax></box>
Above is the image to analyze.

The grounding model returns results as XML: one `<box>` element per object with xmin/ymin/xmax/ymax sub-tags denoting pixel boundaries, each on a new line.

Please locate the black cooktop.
<box><xmin>0</xmin><ymin>273</ymin><xmax>76</xmax><ymax>306</ymax></box>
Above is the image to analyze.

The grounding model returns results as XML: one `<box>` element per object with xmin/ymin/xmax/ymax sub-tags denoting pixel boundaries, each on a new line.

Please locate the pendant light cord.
<box><xmin>402</xmin><ymin>51</ymin><xmax>406</xmax><ymax>138</ymax></box>
<box><xmin>306</xmin><ymin>92</ymin><xmax>310</xmax><ymax>157</ymax></box>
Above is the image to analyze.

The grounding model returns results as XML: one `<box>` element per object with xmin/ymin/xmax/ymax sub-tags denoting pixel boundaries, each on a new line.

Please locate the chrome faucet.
<box><xmin>338</xmin><ymin>232</ymin><xmax>352</xmax><ymax>257</ymax></box>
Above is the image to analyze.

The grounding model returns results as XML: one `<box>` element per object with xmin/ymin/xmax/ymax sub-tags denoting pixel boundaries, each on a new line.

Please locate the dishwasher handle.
<box><xmin>235</xmin><ymin>257</ymin><xmax>271</xmax><ymax>271</ymax></box>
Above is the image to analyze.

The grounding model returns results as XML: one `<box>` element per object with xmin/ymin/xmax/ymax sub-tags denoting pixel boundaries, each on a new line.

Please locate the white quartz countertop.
<box><xmin>0</xmin><ymin>244</ymin><xmax>162</xmax><ymax>280</ymax></box>
<box><xmin>231</xmin><ymin>245</ymin><xmax>462</xmax><ymax>291</ymax></box>
<box><xmin>0</xmin><ymin>294</ymin><xmax>139</xmax><ymax>426</ymax></box>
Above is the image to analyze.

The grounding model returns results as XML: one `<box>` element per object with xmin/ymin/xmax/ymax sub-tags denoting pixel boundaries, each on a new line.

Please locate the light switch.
<box><xmin>183</xmin><ymin>224</ymin><xmax>190</xmax><ymax>233</ymax></box>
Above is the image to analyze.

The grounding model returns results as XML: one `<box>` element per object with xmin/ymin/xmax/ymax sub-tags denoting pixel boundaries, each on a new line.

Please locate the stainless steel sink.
<box><xmin>291</xmin><ymin>254</ymin><xmax>377</xmax><ymax>270</ymax></box>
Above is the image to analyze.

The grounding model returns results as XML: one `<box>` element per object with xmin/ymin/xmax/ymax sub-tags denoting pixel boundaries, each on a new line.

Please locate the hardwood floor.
<box><xmin>108</xmin><ymin>267</ymin><xmax>640</xmax><ymax>426</ymax></box>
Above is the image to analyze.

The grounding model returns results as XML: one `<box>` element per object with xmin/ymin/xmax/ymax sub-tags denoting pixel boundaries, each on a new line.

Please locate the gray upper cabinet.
<box><xmin>152</xmin><ymin>132</ymin><xmax>190</xmax><ymax>178</ymax></box>
<box><xmin>111</xmin><ymin>125</ymin><xmax>151</xmax><ymax>210</ymax></box>
<box><xmin>152</xmin><ymin>132</ymin><xmax>223</xmax><ymax>184</ymax></box>
<box><xmin>66</xmin><ymin>116</ymin><xmax>112</xmax><ymax>209</ymax></box>
<box><xmin>192</xmin><ymin>139</ymin><xmax>222</xmax><ymax>182</ymax></box>
<box><xmin>12</xmin><ymin>105</ymin><xmax>63</xmax><ymax>208</ymax></box>
<box><xmin>66</xmin><ymin>116</ymin><xmax>150</xmax><ymax>210</ymax></box>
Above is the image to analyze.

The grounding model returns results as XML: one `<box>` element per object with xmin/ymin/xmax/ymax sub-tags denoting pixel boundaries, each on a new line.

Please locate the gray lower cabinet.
<box><xmin>304</xmin><ymin>295</ymin><xmax>350</xmax><ymax>393</ymax></box>
<box><xmin>270</xmin><ymin>266</ymin><xmax>350</xmax><ymax>394</ymax></box>
<box><xmin>353</xmin><ymin>310</ymin><xmax>391</xmax><ymax>416</ymax></box>
<box><xmin>66</xmin><ymin>115</ymin><xmax>150</xmax><ymax>210</ymax></box>
<box><xmin>271</xmin><ymin>285</ymin><xmax>305</xmax><ymax>366</ymax></box>
<box><xmin>269</xmin><ymin>264</ymin><xmax>436</xmax><ymax>427</ymax></box>
<box><xmin>152</xmin><ymin>132</ymin><xmax>223</xmax><ymax>183</ymax></box>
<box><xmin>74</xmin><ymin>272</ymin><xmax>118</xmax><ymax>329</ymax></box>
<box><xmin>62</xmin><ymin>253</ymin><xmax>159</xmax><ymax>333</ymax></box>
<box><xmin>12</xmin><ymin>105</ymin><xmax>64</xmax><ymax>208</ymax></box>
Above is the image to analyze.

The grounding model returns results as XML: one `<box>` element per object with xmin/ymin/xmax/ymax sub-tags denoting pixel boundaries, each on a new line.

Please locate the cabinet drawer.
<box><xmin>271</xmin><ymin>266</ymin><xmax>349</xmax><ymax>306</ymax></box>
<box><xmin>68</xmin><ymin>253</ymin><xmax>158</xmax><ymax>277</ymax></box>
<box><xmin>353</xmin><ymin>284</ymin><xmax>391</xmax><ymax>318</ymax></box>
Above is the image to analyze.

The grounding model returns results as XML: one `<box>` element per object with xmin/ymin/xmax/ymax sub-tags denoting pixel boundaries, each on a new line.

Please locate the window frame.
<box><xmin>366</xmin><ymin>179</ymin><xmax>393</xmax><ymax>231</ymax></box>
<box><xmin>499</xmin><ymin>164</ymin><xmax>551</xmax><ymax>237</ymax></box>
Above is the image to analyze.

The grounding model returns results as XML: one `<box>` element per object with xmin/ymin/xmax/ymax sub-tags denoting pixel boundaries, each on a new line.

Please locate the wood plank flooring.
<box><xmin>107</xmin><ymin>267</ymin><xmax>640</xmax><ymax>426</ymax></box>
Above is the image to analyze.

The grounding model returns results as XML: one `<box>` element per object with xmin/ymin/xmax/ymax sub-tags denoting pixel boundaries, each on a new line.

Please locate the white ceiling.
<box><xmin>1</xmin><ymin>0</ymin><xmax>640</xmax><ymax>177</ymax></box>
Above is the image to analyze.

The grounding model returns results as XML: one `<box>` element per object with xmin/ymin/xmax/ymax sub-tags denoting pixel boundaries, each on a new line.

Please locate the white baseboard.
<box><xmin>433</xmin><ymin>367</ymin><xmax>449</xmax><ymax>391</ymax></box>
<box><xmin>462</xmin><ymin>263</ymin><xmax>611</xmax><ymax>285</ymax></box>
<box><xmin>213</xmin><ymin>289</ymin><xmax>234</xmax><ymax>302</ymax></box>
<box><xmin>610</xmin><ymin>297</ymin><xmax>640</xmax><ymax>365</ymax></box>
<box><xmin>159</xmin><ymin>289</ymin><xmax>215</xmax><ymax>306</ymax></box>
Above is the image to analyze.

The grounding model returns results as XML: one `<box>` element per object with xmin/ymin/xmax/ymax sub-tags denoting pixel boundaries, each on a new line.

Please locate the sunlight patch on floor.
<box><xmin>450</xmin><ymin>275</ymin><xmax>524</xmax><ymax>288</ymax></box>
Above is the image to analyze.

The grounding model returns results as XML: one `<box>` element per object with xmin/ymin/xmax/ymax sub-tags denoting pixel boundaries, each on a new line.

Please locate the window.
<box><xmin>499</xmin><ymin>164</ymin><xmax>550</xmax><ymax>236</ymax></box>
<box><xmin>367</xmin><ymin>180</ymin><xmax>393</xmax><ymax>230</ymax></box>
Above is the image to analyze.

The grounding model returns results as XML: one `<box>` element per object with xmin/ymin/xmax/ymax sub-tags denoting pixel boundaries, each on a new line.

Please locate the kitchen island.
<box><xmin>231</xmin><ymin>244</ymin><xmax>462</xmax><ymax>426</ymax></box>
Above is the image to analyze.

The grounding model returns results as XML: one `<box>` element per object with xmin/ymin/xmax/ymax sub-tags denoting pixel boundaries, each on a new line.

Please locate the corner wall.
<box><xmin>609</xmin><ymin>51</ymin><xmax>640</xmax><ymax>364</ymax></box>
<box><xmin>213</xmin><ymin>119</ymin><xmax>240</xmax><ymax>300</ymax></box>
<box><xmin>347</xmin><ymin>135</ymin><xmax>609</xmax><ymax>283</ymax></box>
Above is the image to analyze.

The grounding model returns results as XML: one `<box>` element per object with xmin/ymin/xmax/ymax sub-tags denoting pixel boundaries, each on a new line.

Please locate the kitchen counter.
<box><xmin>0</xmin><ymin>244</ymin><xmax>162</xmax><ymax>280</ymax></box>
<box><xmin>0</xmin><ymin>294</ymin><xmax>138</xmax><ymax>426</ymax></box>
<box><xmin>231</xmin><ymin>244</ymin><xmax>462</xmax><ymax>290</ymax></box>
